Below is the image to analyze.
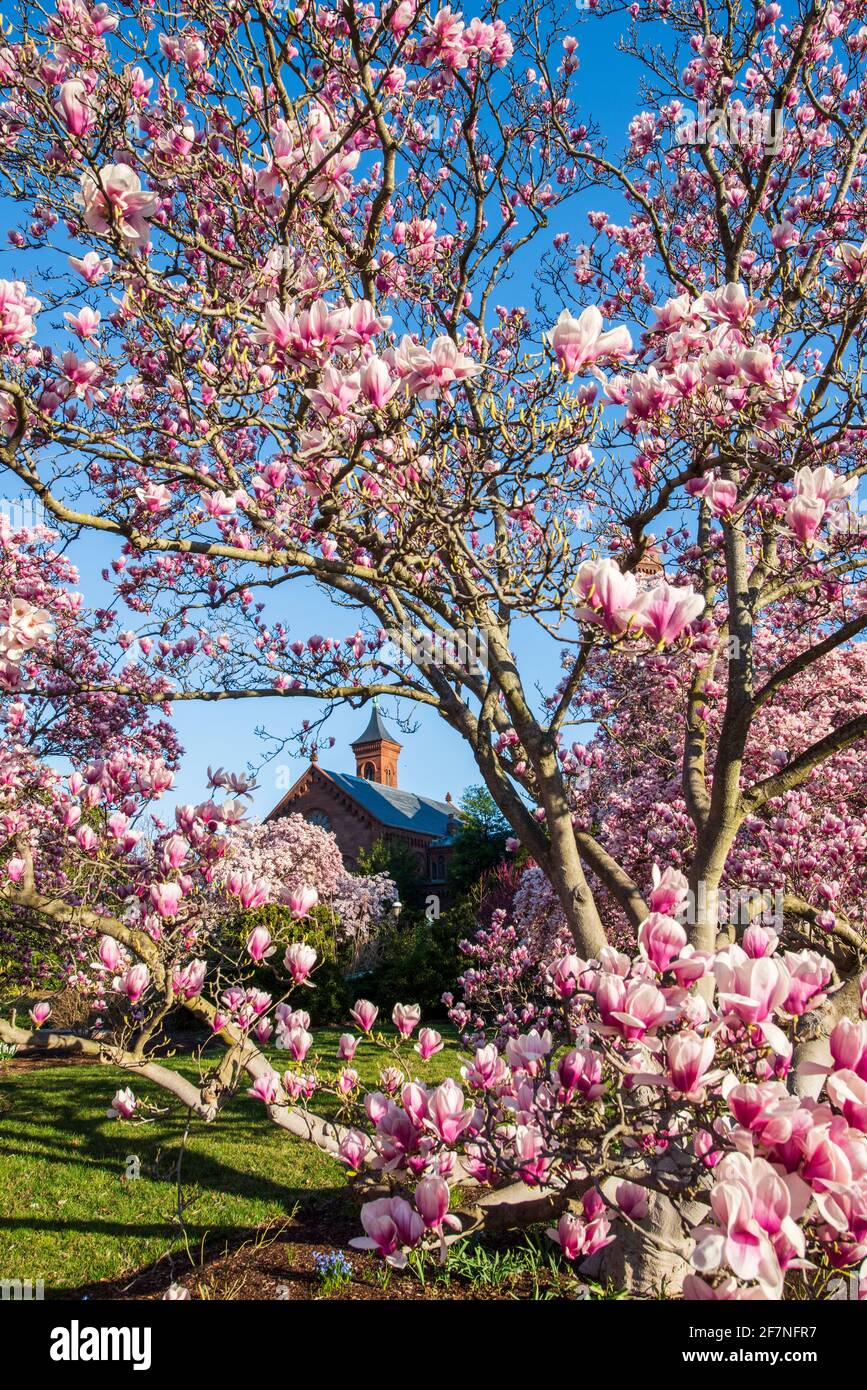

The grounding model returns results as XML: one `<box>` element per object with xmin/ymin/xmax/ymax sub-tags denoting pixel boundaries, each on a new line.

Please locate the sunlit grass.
<box><xmin>0</xmin><ymin>1026</ymin><xmax>459</xmax><ymax>1292</ymax></box>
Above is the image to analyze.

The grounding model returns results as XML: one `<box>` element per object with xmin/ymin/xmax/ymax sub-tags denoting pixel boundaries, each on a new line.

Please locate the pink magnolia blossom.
<box><xmin>350</xmin><ymin>999</ymin><xmax>379</xmax><ymax>1033</ymax></box>
<box><xmin>785</xmin><ymin>494</ymin><xmax>825</xmax><ymax>546</ymax></box>
<box><xmin>714</xmin><ymin>948</ymin><xmax>792</xmax><ymax>1028</ymax></box>
<box><xmin>172</xmin><ymin>959</ymin><xmax>206</xmax><ymax>1000</ymax></box>
<box><xmin>0</xmin><ymin>597</ymin><xmax>53</xmax><ymax>661</ymax></box>
<box><xmin>546</xmin><ymin>1211</ymin><xmax>586</xmax><ymax>1260</ymax></box>
<box><xmin>56</xmin><ymin>79</ymin><xmax>95</xmax><ymax>136</ymax></box>
<box><xmin>337</xmin><ymin>1067</ymin><xmax>358</xmax><ymax>1095</ymax></box>
<box><xmin>414</xmin><ymin>1176</ymin><xmax>450</xmax><ymax>1229</ymax></box>
<box><xmin>149</xmin><ymin>882</ymin><xmax>182</xmax><ymax>919</ymax></box>
<box><xmin>829</xmin><ymin>1018</ymin><xmax>867</xmax><ymax>1080</ymax></box>
<box><xmin>246</xmin><ymin>925</ymin><xmax>274</xmax><ymax>962</ymax></box>
<box><xmin>68</xmin><ymin>251</ymin><xmax>112</xmax><ymax>284</ymax></box>
<box><xmin>557</xmin><ymin>1047</ymin><xmax>605</xmax><ymax>1101</ymax></box>
<box><xmin>117</xmin><ymin>963</ymin><xmax>150</xmax><ymax>1004</ymax></box>
<box><xmin>286</xmin><ymin>884</ymin><xmax>318</xmax><ymax>918</ymax></box>
<box><xmin>79</xmin><ymin>164</ymin><xmax>157</xmax><ymax>246</ymax></box>
<box><xmin>630</xmin><ymin>582</ymin><xmax>705</xmax><ymax>647</ymax></box>
<box><xmin>248</xmin><ymin>1070</ymin><xmax>281</xmax><ymax>1104</ymax></box>
<box><xmin>706</xmin><ymin>478</ymin><xmax>738</xmax><ymax>518</ymax></box>
<box><xmin>0</xmin><ymin>280</ymin><xmax>40</xmax><ymax>349</ymax></box>
<box><xmin>98</xmin><ymin>935</ymin><xmax>122</xmax><ymax>972</ymax></box>
<box><xmin>607</xmin><ymin>979</ymin><xmax>671</xmax><ymax>1040</ymax></box>
<box><xmin>280</xmin><ymin>1024</ymin><xmax>312</xmax><ymax>1062</ymax></box>
<box><xmin>549</xmin><ymin>306</ymin><xmax>632</xmax><ymax>376</ymax></box>
<box><xmin>832</xmin><ymin>238</ymin><xmax>867</xmax><ymax>284</ymax></box>
<box><xmin>667</xmin><ymin>1031</ymin><xmax>717</xmax><ymax>1098</ymax></box>
<box><xmin>337</xmin><ymin>1128</ymin><xmax>369</xmax><ymax>1169</ymax></box>
<box><xmin>615</xmin><ymin>1181</ymin><xmax>649</xmax><ymax>1221</ymax></box>
<box><xmin>425</xmin><ymin>1079</ymin><xmax>474</xmax><ymax>1144</ymax></box>
<box><xmin>742</xmin><ymin>923</ymin><xmax>779</xmax><ymax>959</ymax></box>
<box><xmin>350</xmin><ymin>1196</ymin><xmax>424</xmax><ymax>1267</ymax></box>
<box><xmin>782</xmin><ymin>950</ymin><xmax>833</xmax><ymax>1016</ymax></box>
<box><xmin>394</xmin><ymin>334</ymin><xmax>482</xmax><ymax>401</ymax></box>
<box><xmin>29</xmin><ymin>1000</ymin><xmax>51</xmax><ymax>1027</ymax></box>
<box><xmin>360</xmin><ymin>357</ymin><xmax>398</xmax><ymax>408</ymax></box>
<box><xmin>550</xmin><ymin>952</ymin><xmax>585</xmax><ymax>1000</ymax></box>
<box><xmin>392</xmin><ymin>1002</ymin><xmax>421</xmax><ymax>1038</ymax></box>
<box><xmin>416</xmin><ymin>1027</ymin><xmax>444</xmax><ymax>1060</ymax></box>
<box><xmin>648</xmin><ymin>865</ymin><xmax>689</xmax><ymax>916</ymax></box>
<box><xmin>505</xmin><ymin>1028</ymin><xmax>553</xmax><ymax>1076</ymax></box>
<box><xmin>692</xmin><ymin>1154</ymin><xmax>809</xmax><ymax>1295</ymax></box>
<box><xmin>638</xmin><ymin>912</ymin><xmax>687</xmax><ymax>972</ymax></box>
<box><xmin>682</xmin><ymin>1274</ymin><xmax>767</xmax><ymax>1301</ymax></box>
<box><xmin>232</xmin><ymin>873</ymin><xmax>269</xmax><ymax>912</ymax></box>
<box><xmin>793</xmin><ymin>464</ymin><xmax>858</xmax><ymax>506</ymax></box>
<box><xmin>462</xmin><ymin>1044</ymin><xmax>508</xmax><ymax>1091</ymax></box>
<box><xmin>826</xmin><ymin>1071</ymin><xmax>867</xmax><ymax>1133</ymax></box>
<box><xmin>106</xmin><ymin>1087</ymin><xmax>137</xmax><ymax>1120</ymax></box>
<box><xmin>283</xmin><ymin>942</ymin><xmax>317</xmax><ymax>984</ymax></box>
<box><xmin>574</xmin><ymin>557</ymin><xmax>639</xmax><ymax>635</ymax></box>
<box><xmin>699</xmin><ymin>282</ymin><xmax>754</xmax><ymax>326</ymax></box>
<box><xmin>63</xmin><ymin>306</ymin><xmax>101</xmax><ymax>339</ymax></box>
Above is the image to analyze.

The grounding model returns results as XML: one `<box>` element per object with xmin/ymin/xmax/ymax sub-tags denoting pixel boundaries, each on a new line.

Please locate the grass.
<box><xmin>0</xmin><ymin>1026</ymin><xmax>459</xmax><ymax>1293</ymax></box>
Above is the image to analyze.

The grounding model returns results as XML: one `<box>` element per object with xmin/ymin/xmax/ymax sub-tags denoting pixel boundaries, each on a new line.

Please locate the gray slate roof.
<box><xmin>321</xmin><ymin>768</ymin><xmax>454</xmax><ymax>838</ymax></box>
<box><xmin>350</xmin><ymin>706</ymin><xmax>402</xmax><ymax>748</ymax></box>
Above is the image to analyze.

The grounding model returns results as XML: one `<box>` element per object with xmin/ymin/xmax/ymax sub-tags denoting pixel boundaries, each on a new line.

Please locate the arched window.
<box><xmin>361</xmin><ymin>762</ymin><xmax>376</xmax><ymax>781</ymax></box>
<box><xmin>306</xmin><ymin>808</ymin><xmax>332</xmax><ymax>831</ymax></box>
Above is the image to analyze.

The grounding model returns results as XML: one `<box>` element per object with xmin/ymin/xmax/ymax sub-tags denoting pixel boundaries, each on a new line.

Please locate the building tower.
<box><xmin>350</xmin><ymin>702</ymin><xmax>402</xmax><ymax>787</ymax></box>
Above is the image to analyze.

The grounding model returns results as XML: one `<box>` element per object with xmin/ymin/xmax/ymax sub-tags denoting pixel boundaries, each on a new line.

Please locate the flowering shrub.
<box><xmin>212</xmin><ymin>813</ymin><xmax>396</xmax><ymax>970</ymax></box>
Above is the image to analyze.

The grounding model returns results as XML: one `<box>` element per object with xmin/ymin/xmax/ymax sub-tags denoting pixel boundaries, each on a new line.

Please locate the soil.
<box><xmin>65</xmin><ymin>1202</ymin><xmax>520</xmax><ymax>1302</ymax></box>
<box><xmin>1</xmin><ymin>1050</ymin><xmax>97</xmax><ymax>1072</ymax></box>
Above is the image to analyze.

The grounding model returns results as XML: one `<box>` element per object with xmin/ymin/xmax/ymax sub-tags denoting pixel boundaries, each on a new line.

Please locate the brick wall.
<box><xmin>270</xmin><ymin>765</ymin><xmax>453</xmax><ymax>900</ymax></box>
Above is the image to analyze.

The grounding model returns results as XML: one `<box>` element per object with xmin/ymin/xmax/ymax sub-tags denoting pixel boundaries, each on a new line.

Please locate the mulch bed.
<box><xmin>3</xmin><ymin>1028</ymin><xmax>213</xmax><ymax>1072</ymax></box>
<box><xmin>2</xmin><ymin>1051</ymin><xmax>97</xmax><ymax>1072</ymax></box>
<box><xmin>66</xmin><ymin>1202</ymin><xmax>511</xmax><ymax>1302</ymax></box>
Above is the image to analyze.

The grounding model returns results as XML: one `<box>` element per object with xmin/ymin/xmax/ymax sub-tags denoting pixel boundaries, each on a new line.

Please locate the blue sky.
<box><xmin>37</xmin><ymin>0</ymin><xmax>865</xmax><ymax>824</ymax></box>
<box><xmin>16</xmin><ymin>11</ymin><xmax>649</xmax><ymax>819</ymax></box>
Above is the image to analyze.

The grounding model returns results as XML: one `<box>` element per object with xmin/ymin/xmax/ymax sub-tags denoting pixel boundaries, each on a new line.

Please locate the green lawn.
<box><xmin>0</xmin><ymin>1027</ymin><xmax>460</xmax><ymax>1293</ymax></box>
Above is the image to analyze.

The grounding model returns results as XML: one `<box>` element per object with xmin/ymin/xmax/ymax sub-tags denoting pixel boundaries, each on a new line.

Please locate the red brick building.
<box><xmin>266</xmin><ymin>706</ymin><xmax>459</xmax><ymax>897</ymax></box>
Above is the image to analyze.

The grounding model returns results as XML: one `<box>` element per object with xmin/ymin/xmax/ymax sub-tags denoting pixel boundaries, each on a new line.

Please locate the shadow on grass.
<box><xmin>0</xmin><ymin>1064</ymin><xmax>354</xmax><ymax>1294</ymax></box>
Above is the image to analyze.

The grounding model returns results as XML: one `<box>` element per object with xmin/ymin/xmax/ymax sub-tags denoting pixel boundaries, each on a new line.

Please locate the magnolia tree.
<box><xmin>0</xmin><ymin>0</ymin><xmax>866</xmax><ymax>1297</ymax></box>
<box><xmin>570</xmin><ymin>630</ymin><xmax>867</xmax><ymax>941</ymax></box>
<box><xmin>0</xmin><ymin>526</ymin><xmax>395</xmax><ymax>992</ymax></box>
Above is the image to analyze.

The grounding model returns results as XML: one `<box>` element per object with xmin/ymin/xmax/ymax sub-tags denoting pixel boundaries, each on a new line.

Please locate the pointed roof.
<box><xmin>351</xmin><ymin>703</ymin><xmax>402</xmax><ymax>749</ymax></box>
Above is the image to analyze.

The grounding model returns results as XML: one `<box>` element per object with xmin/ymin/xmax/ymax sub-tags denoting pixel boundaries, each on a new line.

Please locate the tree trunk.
<box><xmin>541</xmin><ymin>801</ymin><xmax>609</xmax><ymax>958</ymax></box>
